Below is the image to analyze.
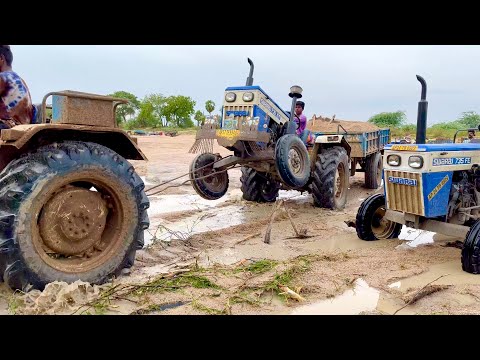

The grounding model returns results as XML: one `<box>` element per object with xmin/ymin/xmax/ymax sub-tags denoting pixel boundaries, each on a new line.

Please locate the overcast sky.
<box><xmin>10</xmin><ymin>45</ymin><xmax>480</xmax><ymax>125</ymax></box>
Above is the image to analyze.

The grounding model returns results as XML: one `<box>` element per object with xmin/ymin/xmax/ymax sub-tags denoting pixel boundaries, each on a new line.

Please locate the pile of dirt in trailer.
<box><xmin>307</xmin><ymin>114</ymin><xmax>382</xmax><ymax>132</ymax></box>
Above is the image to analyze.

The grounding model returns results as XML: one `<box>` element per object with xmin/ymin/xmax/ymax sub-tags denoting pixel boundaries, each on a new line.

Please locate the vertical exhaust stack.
<box><xmin>246</xmin><ymin>58</ymin><xmax>254</xmax><ymax>86</ymax></box>
<box><xmin>289</xmin><ymin>86</ymin><xmax>303</xmax><ymax>122</ymax></box>
<box><xmin>416</xmin><ymin>75</ymin><xmax>428</xmax><ymax>144</ymax></box>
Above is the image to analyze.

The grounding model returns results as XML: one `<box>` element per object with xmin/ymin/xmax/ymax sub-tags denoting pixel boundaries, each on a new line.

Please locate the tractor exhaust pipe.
<box><xmin>287</xmin><ymin>85</ymin><xmax>303</xmax><ymax>134</ymax></box>
<box><xmin>246</xmin><ymin>58</ymin><xmax>254</xmax><ymax>86</ymax></box>
<box><xmin>416</xmin><ymin>75</ymin><xmax>428</xmax><ymax>144</ymax></box>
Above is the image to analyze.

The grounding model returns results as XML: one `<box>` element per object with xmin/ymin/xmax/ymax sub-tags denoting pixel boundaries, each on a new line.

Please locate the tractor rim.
<box><xmin>32</xmin><ymin>171</ymin><xmax>132</xmax><ymax>273</ymax></box>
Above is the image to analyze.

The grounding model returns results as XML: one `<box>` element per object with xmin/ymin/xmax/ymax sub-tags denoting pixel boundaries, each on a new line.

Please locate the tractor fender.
<box><xmin>314</xmin><ymin>135</ymin><xmax>352</xmax><ymax>157</ymax></box>
<box><xmin>0</xmin><ymin>124</ymin><xmax>147</xmax><ymax>171</ymax></box>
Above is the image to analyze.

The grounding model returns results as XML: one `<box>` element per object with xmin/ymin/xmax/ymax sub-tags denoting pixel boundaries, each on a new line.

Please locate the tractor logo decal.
<box><xmin>259</xmin><ymin>98</ymin><xmax>281</xmax><ymax>121</ymax></box>
<box><xmin>388</xmin><ymin>176</ymin><xmax>417</xmax><ymax>186</ymax></box>
<box><xmin>391</xmin><ymin>145</ymin><xmax>419</xmax><ymax>151</ymax></box>
<box><xmin>432</xmin><ymin>157</ymin><xmax>471</xmax><ymax>166</ymax></box>
<box><xmin>427</xmin><ymin>174</ymin><xmax>450</xmax><ymax>201</ymax></box>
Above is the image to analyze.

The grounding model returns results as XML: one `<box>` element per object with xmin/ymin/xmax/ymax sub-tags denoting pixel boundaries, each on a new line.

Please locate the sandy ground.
<box><xmin>3</xmin><ymin>133</ymin><xmax>480</xmax><ymax>315</ymax></box>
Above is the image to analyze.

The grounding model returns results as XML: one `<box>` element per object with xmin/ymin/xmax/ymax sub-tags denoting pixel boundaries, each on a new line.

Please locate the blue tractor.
<box><xmin>189</xmin><ymin>59</ymin><xmax>388</xmax><ymax>209</ymax></box>
<box><xmin>356</xmin><ymin>75</ymin><xmax>480</xmax><ymax>274</ymax></box>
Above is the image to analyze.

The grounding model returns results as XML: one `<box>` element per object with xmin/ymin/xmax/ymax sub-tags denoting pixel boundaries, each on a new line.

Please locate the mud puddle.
<box><xmin>147</xmin><ymin>193</ymin><xmax>230</xmax><ymax>217</ymax></box>
<box><xmin>290</xmin><ymin>279</ymin><xmax>380</xmax><ymax>315</ymax></box>
<box><xmin>143</xmin><ymin>189</ymin><xmax>311</xmax><ymax>247</ymax></box>
<box><xmin>145</xmin><ymin>204</ymin><xmax>247</xmax><ymax>245</ymax></box>
<box><xmin>397</xmin><ymin>260</ymin><xmax>480</xmax><ymax>290</ymax></box>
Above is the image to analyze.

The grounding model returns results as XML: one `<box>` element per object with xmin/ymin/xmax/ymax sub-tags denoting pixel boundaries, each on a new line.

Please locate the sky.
<box><xmin>10</xmin><ymin>45</ymin><xmax>480</xmax><ymax>126</ymax></box>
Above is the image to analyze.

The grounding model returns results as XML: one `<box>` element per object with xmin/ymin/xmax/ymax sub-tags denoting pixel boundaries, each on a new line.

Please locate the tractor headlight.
<box><xmin>225</xmin><ymin>92</ymin><xmax>236</xmax><ymax>102</ymax></box>
<box><xmin>387</xmin><ymin>154</ymin><xmax>401</xmax><ymax>166</ymax></box>
<box><xmin>409</xmin><ymin>156</ymin><xmax>424</xmax><ymax>168</ymax></box>
<box><xmin>242</xmin><ymin>92</ymin><xmax>254</xmax><ymax>102</ymax></box>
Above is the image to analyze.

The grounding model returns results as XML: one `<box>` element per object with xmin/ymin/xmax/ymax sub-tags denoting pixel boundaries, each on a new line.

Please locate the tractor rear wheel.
<box><xmin>240</xmin><ymin>167</ymin><xmax>280</xmax><ymax>202</ymax></box>
<box><xmin>461</xmin><ymin>220</ymin><xmax>480</xmax><ymax>274</ymax></box>
<box><xmin>0</xmin><ymin>141</ymin><xmax>149</xmax><ymax>291</ymax></box>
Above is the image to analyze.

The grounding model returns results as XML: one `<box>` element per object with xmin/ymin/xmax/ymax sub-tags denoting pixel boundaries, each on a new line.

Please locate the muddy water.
<box><xmin>145</xmin><ymin>204</ymin><xmax>247</xmax><ymax>245</ymax></box>
<box><xmin>291</xmin><ymin>279</ymin><xmax>380</xmax><ymax>315</ymax></box>
<box><xmin>147</xmin><ymin>193</ymin><xmax>230</xmax><ymax>217</ymax></box>
<box><xmin>398</xmin><ymin>260</ymin><xmax>480</xmax><ymax>289</ymax></box>
<box><xmin>143</xmin><ymin>188</ymin><xmax>310</xmax><ymax>246</ymax></box>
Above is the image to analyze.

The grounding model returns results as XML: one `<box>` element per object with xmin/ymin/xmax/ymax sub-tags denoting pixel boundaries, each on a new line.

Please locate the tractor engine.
<box><xmin>447</xmin><ymin>169</ymin><xmax>480</xmax><ymax>225</ymax></box>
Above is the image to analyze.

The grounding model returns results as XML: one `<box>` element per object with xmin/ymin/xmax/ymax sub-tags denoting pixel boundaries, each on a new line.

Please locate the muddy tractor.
<box><xmin>356</xmin><ymin>76</ymin><xmax>480</xmax><ymax>274</ymax></box>
<box><xmin>189</xmin><ymin>58</ymin><xmax>388</xmax><ymax>209</ymax></box>
<box><xmin>0</xmin><ymin>91</ymin><xmax>149</xmax><ymax>291</ymax></box>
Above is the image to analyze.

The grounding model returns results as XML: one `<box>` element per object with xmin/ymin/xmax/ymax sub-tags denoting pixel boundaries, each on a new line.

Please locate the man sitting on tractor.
<box><xmin>294</xmin><ymin>101</ymin><xmax>315</xmax><ymax>146</ymax></box>
<box><xmin>0</xmin><ymin>45</ymin><xmax>36</xmax><ymax>130</ymax></box>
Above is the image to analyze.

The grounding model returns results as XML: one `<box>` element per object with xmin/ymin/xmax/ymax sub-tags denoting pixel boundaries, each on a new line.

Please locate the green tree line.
<box><xmin>109</xmin><ymin>91</ymin><xmax>220</xmax><ymax>130</ymax></box>
<box><xmin>368</xmin><ymin>110</ymin><xmax>480</xmax><ymax>139</ymax></box>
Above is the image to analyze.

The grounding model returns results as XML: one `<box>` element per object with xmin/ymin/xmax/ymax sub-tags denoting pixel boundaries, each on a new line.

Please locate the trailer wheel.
<box><xmin>240</xmin><ymin>167</ymin><xmax>280</xmax><ymax>202</ymax></box>
<box><xmin>275</xmin><ymin>134</ymin><xmax>310</xmax><ymax>188</ymax></box>
<box><xmin>0</xmin><ymin>141</ymin><xmax>149</xmax><ymax>291</ymax></box>
<box><xmin>312</xmin><ymin>147</ymin><xmax>349</xmax><ymax>210</ymax></box>
<box><xmin>356</xmin><ymin>193</ymin><xmax>402</xmax><ymax>240</ymax></box>
<box><xmin>364</xmin><ymin>152</ymin><xmax>383</xmax><ymax>189</ymax></box>
<box><xmin>461</xmin><ymin>220</ymin><xmax>480</xmax><ymax>274</ymax></box>
<box><xmin>190</xmin><ymin>153</ymin><xmax>229</xmax><ymax>200</ymax></box>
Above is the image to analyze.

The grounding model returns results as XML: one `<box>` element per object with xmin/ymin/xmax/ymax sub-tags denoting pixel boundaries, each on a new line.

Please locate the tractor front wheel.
<box><xmin>356</xmin><ymin>194</ymin><xmax>402</xmax><ymax>240</ymax></box>
<box><xmin>190</xmin><ymin>153</ymin><xmax>229</xmax><ymax>200</ymax></box>
<box><xmin>275</xmin><ymin>134</ymin><xmax>310</xmax><ymax>189</ymax></box>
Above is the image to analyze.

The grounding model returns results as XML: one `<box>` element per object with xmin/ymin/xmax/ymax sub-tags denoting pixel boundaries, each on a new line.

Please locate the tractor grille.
<box><xmin>223</xmin><ymin>105</ymin><xmax>254</xmax><ymax>128</ymax></box>
<box><xmin>385</xmin><ymin>170</ymin><xmax>424</xmax><ymax>216</ymax></box>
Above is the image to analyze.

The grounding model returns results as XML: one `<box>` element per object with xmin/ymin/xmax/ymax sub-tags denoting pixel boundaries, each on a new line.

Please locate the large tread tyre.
<box><xmin>275</xmin><ymin>134</ymin><xmax>310</xmax><ymax>189</ymax></box>
<box><xmin>190</xmin><ymin>153</ymin><xmax>229</xmax><ymax>200</ymax></box>
<box><xmin>356</xmin><ymin>193</ymin><xmax>402</xmax><ymax>241</ymax></box>
<box><xmin>364</xmin><ymin>152</ymin><xmax>383</xmax><ymax>189</ymax></box>
<box><xmin>240</xmin><ymin>167</ymin><xmax>280</xmax><ymax>203</ymax></box>
<box><xmin>0</xmin><ymin>141</ymin><xmax>149</xmax><ymax>291</ymax></box>
<box><xmin>461</xmin><ymin>220</ymin><xmax>480</xmax><ymax>274</ymax></box>
<box><xmin>312</xmin><ymin>147</ymin><xmax>349</xmax><ymax>210</ymax></box>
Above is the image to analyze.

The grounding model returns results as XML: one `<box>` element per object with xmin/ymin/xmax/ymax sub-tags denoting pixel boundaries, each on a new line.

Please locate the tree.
<box><xmin>136</xmin><ymin>101</ymin><xmax>155</xmax><ymax>128</ymax></box>
<box><xmin>368</xmin><ymin>111</ymin><xmax>406</xmax><ymax>128</ymax></box>
<box><xmin>457</xmin><ymin>111</ymin><xmax>480</xmax><ymax>128</ymax></box>
<box><xmin>205</xmin><ymin>100</ymin><xmax>215</xmax><ymax>117</ymax></box>
<box><xmin>163</xmin><ymin>95</ymin><xmax>196</xmax><ymax>128</ymax></box>
<box><xmin>143</xmin><ymin>94</ymin><xmax>167</xmax><ymax>127</ymax></box>
<box><xmin>194</xmin><ymin>110</ymin><xmax>206</xmax><ymax>126</ymax></box>
<box><xmin>108</xmin><ymin>91</ymin><xmax>140</xmax><ymax>125</ymax></box>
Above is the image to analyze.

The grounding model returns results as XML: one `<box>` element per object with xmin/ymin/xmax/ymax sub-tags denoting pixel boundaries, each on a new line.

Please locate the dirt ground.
<box><xmin>3</xmin><ymin>133</ymin><xmax>480</xmax><ymax>315</ymax></box>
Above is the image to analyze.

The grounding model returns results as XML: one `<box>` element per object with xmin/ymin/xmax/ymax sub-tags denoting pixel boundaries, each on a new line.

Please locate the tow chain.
<box><xmin>144</xmin><ymin>155</ymin><xmax>240</xmax><ymax>197</ymax></box>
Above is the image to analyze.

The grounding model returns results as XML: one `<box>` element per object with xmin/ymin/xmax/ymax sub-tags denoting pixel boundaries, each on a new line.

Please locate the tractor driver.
<box><xmin>294</xmin><ymin>101</ymin><xmax>315</xmax><ymax>146</ymax></box>
<box><xmin>0</xmin><ymin>45</ymin><xmax>36</xmax><ymax>130</ymax></box>
<box><xmin>468</xmin><ymin>130</ymin><xmax>476</xmax><ymax>142</ymax></box>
